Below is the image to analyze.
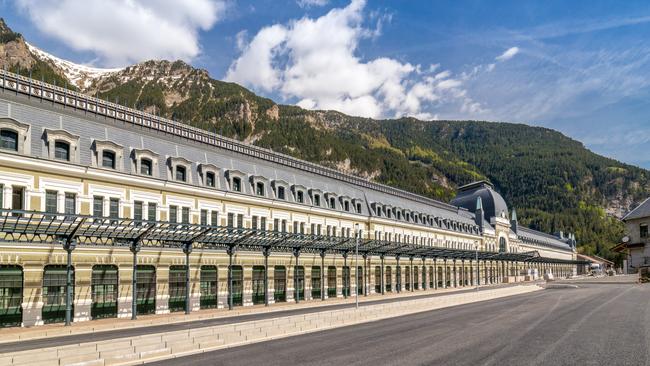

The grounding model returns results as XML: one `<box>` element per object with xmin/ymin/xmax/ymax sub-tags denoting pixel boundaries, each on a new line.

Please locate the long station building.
<box><xmin>0</xmin><ymin>70</ymin><xmax>581</xmax><ymax>327</ymax></box>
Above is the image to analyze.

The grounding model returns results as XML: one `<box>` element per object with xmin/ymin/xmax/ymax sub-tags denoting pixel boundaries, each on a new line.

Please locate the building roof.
<box><xmin>516</xmin><ymin>226</ymin><xmax>574</xmax><ymax>251</ymax></box>
<box><xmin>450</xmin><ymin>181</ymin><xmax>509</xmax><ymax>222</ymax></box>
<box><xmin>622</xmin><ymin>197</ymin><xmax>650</xmax><ymax>221</ymax></box>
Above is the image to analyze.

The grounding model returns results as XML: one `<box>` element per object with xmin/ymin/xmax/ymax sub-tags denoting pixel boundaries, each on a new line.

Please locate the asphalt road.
<box><xmin>153</xmin><ymin>282</ymin><xmax>650</xmax><ymax>366</ymax></box>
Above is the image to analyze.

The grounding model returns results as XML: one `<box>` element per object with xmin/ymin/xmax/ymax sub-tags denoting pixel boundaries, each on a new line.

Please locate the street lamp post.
<box><xmin>355</xmin><ymin>223</ymin><xmax>360</xmax><ymax>309</ymax></box>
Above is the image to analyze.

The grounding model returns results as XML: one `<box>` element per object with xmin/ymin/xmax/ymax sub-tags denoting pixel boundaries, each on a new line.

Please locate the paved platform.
<box><xmin>152</xmin><ymin>282</ymin><xmax>650</xmax><ymax>366</ymax></box>
<box><xmin>0</xmin><ymin>282</ymin><xmax>529</xmax><ymax>353</ymax></box>
<box><xmin>0</xmin><ymin>284</ymin><xmax>541</xmax><ymax>365</ymax></box>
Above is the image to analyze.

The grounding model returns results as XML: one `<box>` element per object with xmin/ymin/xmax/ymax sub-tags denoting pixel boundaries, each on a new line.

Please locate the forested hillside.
<box><xmin>1</xmin><ymin>18</ymin><xmax>647</xmax><ymax>262</ymax></box>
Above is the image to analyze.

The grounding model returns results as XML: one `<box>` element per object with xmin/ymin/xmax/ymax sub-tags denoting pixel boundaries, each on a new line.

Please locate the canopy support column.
<box><xmin>396</xmin><ymin>256</ymin><xmax>401</xmax><ymax>293</ymax></box>
<box><xmin>263</xmin><ymin>247</ymin><xmax>270</xmax><ymax>307</ymax></box>
<box><xmin>64</xmin><ymin>240</ymin><xmax>75</xmax><ymax>327</ymax></box>
<box><xmin>183</xmin><ymin>243</ymin><xmax>192</xmax><ymax>315</ymax></box>
<box><xmin>380</xmin><ymin>254</ymin><xmax>385</xmax><ymax>295</ymax></box>
<box><xmin>227</xmin><ymin>245</ymin><xmax>235</xmax><ymax>310</ymax></box>
<box><xmin>320</xmin><ymin>250</ymin><xmax>326</xmax><ymax>301</ymax></box>
<box><xmin>422</xmin><ymin>257</ymin><xmax>427</xmax><ymax>290</ymax></box>
<box><xmin>343</xmin><ymin>252</ymin><xmax>348</xmax><ymax>299</ymax></box>
<box><xmin>130</xmin><ymin>242</ymin><xmax>140</xmax><ymax>320</ymax></box>
<box><xmin>293</xmin><ymin>248</ymin><xmax>300</xmax><ymax>304</ymax></box>
<box><xmin>363</xmin><ymin>253</ymin><xmax>368</xmax><ymax>296</ymax></box>
<box><xmin>409</xmin><ymin>256</ymin><xmax>414</xmax><ymax>292</ymax></box>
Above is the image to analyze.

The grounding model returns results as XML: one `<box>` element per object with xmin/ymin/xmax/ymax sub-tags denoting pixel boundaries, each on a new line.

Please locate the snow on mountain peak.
<box><xmin>26</xmin><ymin>42</ymin><xmax>123</xmax><ymax>90</ymax></box>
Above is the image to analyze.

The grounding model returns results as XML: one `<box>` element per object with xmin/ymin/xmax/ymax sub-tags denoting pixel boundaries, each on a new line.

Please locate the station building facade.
<box><xmin>0</xmin><ymin>70</ymin><xmax>579</xmax><ymax>327</ymax></box>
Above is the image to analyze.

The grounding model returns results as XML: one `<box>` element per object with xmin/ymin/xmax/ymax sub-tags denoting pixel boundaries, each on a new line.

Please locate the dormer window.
<box><xmin>232</xmin><ymin>177</ymin><xmax>241</xmax><ymax>192</ymax></box>
<box><xmin>344</xmin><ymin>201</ymin><xmax>350</xmax><ymax>212</ymax></box>
<box><xmin>102</xmin><ymin>150</ymin><xmax>116</xmax><ymax>169</ymax></box>
<box><xmin>297</xmin><ymin>191</ymin><xmax>304</xmax><ymax>203</ymax></box>
<box><xmin>329</xmin><ymin>197</ymin><xmax>336</xmax><ymax>209</ymax></box>
<box><xmin>198</xmin><ymin>164</ymin><xmax>219</xmax><ymax>188</ymax></box>
<box><xmin>132</xmin><ymin>149</ymin><xmax>159</xmax><ymax>178</ymax></box>
<box><xmin>168</xmin><ymin>156</ymin><xmax>192</xmax><ymax>183</ymax></box>
<box><xmin>397</xmin><ymin>211</ymin><xmax>402</xmax><ymax>220</ymax></box>
<box><xmin>54</xmin><ymin>141</ymin><xmax>70</xmax><ymax>161</ymax></box>
<box><xmin>256</xmin><ymin>182</ymin><xmax>265</xmax><ymax>196</ymax></box>
<box><xmin>175</xmin><ymin>165</ymin><xmax>187</xmax><ymax>182</ymax></box>
<box><xmin>314</xmin><ymin>194</ymin><xmax>320</xmax><ymax>206</ymax></box>
<box><xmin>0</xmin><ymin>118</ymin><xmax>30</xmax><ymax>154</ymax></box>
<box><xmin>356</xmin><ymin>203</ymin><xmax>362</xmax><ymax>213</ymax></box>
<box><xmin>140</xmin><ymin>158</ymin><xmax>152</xmax><ymax>175</ymax></box>
<box><xmin>277</xmin><ymin>186</ymin><xmax>286</xmax><ymax>200</ymax></box>
<box><xmin>206</xmin><ymin>172</ymin><xmax>215</xmax><ymax>187</ymax></box>
<box><xmin>0</xmin><ymin>129</ymin><xmax>17</xmax><ymax>151</ymax></box>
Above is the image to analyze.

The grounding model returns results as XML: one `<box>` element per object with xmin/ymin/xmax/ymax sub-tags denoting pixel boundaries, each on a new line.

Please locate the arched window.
<box><xmin>101</xmin><ymin>150</ymin><xmax>116</xmax><ymax>169</ymax></box>
<box><xmin>175</xmin><ymin>165</ymin><xmax>187</xmax><ymax>182</ymax></box>
<box><xmin>140</xmin><ymin>158</ymin><xmax>152</xmax><ymax>176</ymax></box>
<box><xmin>54</xmin><ymin>141</ymin><xmax>70</xmax><ymax>161</ymax></box>
<box><xmin>0</xmin><ymin>129</ymin><xmax>18</xmax><ymax>151</ymax></box>
<box><xmin>206</xmin><ymin>171</ymin><xmax>216</xmax><ymax>187</ymax></box>
<box><xmin>499</xmin><ymin>237</ymin><xmax>507</xmax><ymax>252</ymax></box>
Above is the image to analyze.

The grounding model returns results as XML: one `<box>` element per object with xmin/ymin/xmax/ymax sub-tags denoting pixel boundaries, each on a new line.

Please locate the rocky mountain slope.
<box><xmin>1</xmin><ymin>18</ymin><xmax>647</xmax><ymax>261</ymax></box>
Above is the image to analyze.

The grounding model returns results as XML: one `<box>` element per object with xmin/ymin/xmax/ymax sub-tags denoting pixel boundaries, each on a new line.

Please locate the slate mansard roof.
<box><xmin>0</xmin><ymin>70</ymin><xmax>480</xmax><ymax>235</ymax></box>
<box><xmin>451</xmin><ymin>181</ymin><xmax>509</xmax><ymax>221</ymax></box>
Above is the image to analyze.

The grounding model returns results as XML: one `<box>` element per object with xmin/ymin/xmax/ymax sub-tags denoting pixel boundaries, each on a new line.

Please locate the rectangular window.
<box><xmin>344</xmin><ymin>201</ymin><xmax>350</xmax><ymax>212</ymax></box>
<box><xmin>641</xmin><ymin>224</ymin><xmax>648</xmax><ymax>238</ymax></box>
<box><xmin>211</xmin><ymin>211</ymin><xmax>218</xmax><ymax>226</ymax></box>
<box><xmin>182</xmin><ymin>207</ymin><xmax>190</xmax><ymax>224</ymax></box>
<box><xmin>109</xmin><ymin>198</ymin><xmax>119</xmax><ymax>220</ymax></box>
<box><xmin>277</xmin><ymin>186</ymin><xmax>285</xmax><ymax>200</ymax></box>
<box><xmin>134</xmin><ymin>201</ymin><xmax>143</xmax><ymax>221</ymax></box>
<box><xmin>45</xmin><ymin>190</ymin><xmax>58</xmax><ymax>214</ymax></box>
<box><xmin>260</xmin><ymin>217</ymin><xmax>266</xmax><ymax>231</ymax></box>
<box><xmin>281</xmin><ymin>219</ymin><xmax>287</xmax><ymax>233</ymax></box>
<box><xmin>64</xmin><ymin>193</ymin><xmax>76</xmax><ymax>215</ymax></box>
<box><xmin>329</xmin><ymin>197</ymin><xmax>336</xmax><ymax>209</ymax></box>
<box><xmin>297</xmin><ymin>191</ymin><xmax>304</xmax><ymax>203</ymax></box>
<box><xmin>169</xmin><ymin>205</ymin><xmax>178</xmax><ymax>224</ymax></box>
<box><xmin>148</xmin><ymin>202</ymin><xmax>156</xmax><ymax>221</ymax></box>
<box><xmin>274</xmin><ymin>218</ymin><xmax>279</xmax><ymax>231</ymax></box>
<box><xmin>93</xmin><ymin>196</ymin><xmax>104</xmax><ymax>217</ymax></box>
<box><xmin>256</xmin><ymin>182</ymin><xmax>264</xmax><ymax>196</ymax></box>
<box><xmin>200</xmin><ymin>209</ymin><xmax>208</xmax><ymax>226</ymax></box>
<box><xmin>102</xmin><ymin>150</ymin><xmax>116</xmax><ymax>169</ymax></box>
<box><xmin>11</xmin><ymin>186</ymin><xmax>24</xmax><ymax>212</ymax></box>
<box><xmin>293</xmin><ymin>221</ymin><xmax>298</xmax><ymax>233</ymax></box>
<box><xmin>227</xmin><ymin>213</ymin><xmax>234</xmax><ymax>228</ymax></box>
<box><xmin>317</xmin><ymin>224</ymin><xmax>321</xmax><ymax>235</ymax></box>
<box><xmin>314</xmin><ymin>194</ymin><xmax>320</xmax><ymax>206</ymax></box>
<box><xmin>252</xmin><ymin>215</ymin><xmax>258</xmax><ymax>230</ymax></box>
<box><xmin>300</xmin><ymin>222</ymin><xmax>305</xmax><ymax>234</ymax></box>
<box><xmin>237</xmin><ymin>214</ymin><xmax>244</xmax><ymax>228</ymax></box>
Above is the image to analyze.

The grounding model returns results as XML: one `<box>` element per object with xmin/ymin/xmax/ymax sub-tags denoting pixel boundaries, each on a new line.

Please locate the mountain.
<box><xmin>1</xmin><ymin>18</ymin><xmax>647</xmax><ymax>261</ymax></box>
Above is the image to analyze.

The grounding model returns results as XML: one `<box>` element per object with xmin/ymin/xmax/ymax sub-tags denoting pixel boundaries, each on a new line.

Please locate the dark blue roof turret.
<box><xmin>451</xmin><ymin>181</ymin><xmax>509</xmax><ymax>222</ymax></box>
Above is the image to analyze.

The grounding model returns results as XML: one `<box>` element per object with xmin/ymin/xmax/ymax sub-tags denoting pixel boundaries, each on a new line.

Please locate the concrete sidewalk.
<box><xmin>0</xmin><ymin>282</ymin><xmax>532</xmax><ymax>348</ymax></box>
<box><xmin>0</xmin><ymin>284</ymin><xmax>542</xmax><ymax>366</ymax></box>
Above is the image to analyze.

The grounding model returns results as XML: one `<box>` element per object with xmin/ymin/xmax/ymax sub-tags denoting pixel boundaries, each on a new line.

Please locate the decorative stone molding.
<box><xmin>249</xmin><ymin>175</ymin><xmax>269</xmax><ymax>197</ymax></box>
<box><xmin>225</xmin><ymin>169</ymin><xmax>247</xmax><ymax>193</ymax></box>
<box><xmin>91</xmin><ymin>140</ymin><xmax>124</xmax><ymax>171</ymax></box>
<box><xmin>131</xmin><ymin>148</ymin><xmax>160</xmax><ymax>178</ymax></box>
<box><xmin>167</xmin><ymin>156</ymin><xmax>193</xmax><ymax>184</ymax></box>
<box><xmin>0</xmin><ymin>117</ymin><xmax>30</xmax><ymax>155</ymax></box>
<box><xmin>198</xmin><ymin>163</ymin><xmax>220</xmax><ymax>188</ymax></box>
<box><xmin>271</xmin><ymin>179</ymin><xmax>290</xmax><ymax>200</ymax></box>
<box><xmin>43</xmin><ymin>128</ymin><xmax>80</xmax><ymax>163</ymax></box>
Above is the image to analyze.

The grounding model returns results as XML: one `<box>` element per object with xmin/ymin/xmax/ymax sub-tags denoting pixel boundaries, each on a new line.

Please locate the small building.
<box><xmin>615</xmin><ymin>197</ymin><xmax>650</xmax><ymax>274</ymax></box>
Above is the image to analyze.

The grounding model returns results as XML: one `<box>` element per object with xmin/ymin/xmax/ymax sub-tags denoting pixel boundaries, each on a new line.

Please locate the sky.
<box><xmin>2</xmin><ymin>0</ymin><xmax>650</xmax><ymax>168</ymax></box>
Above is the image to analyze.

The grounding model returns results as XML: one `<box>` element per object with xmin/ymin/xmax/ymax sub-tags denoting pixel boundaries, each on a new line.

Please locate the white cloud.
<box><xmin>16</xmin><ymin>0</ymin><xmax>226</xmax><ymax>67</ymax></box>
<box><xmin>226</xmin><ymin>0</ymin><xmax>478</xmax><ymax>119</ymax></box>
<box><xmin>496</xmin><ymin>46</ymin><xmax>520</xmax><ymax>62</ymax></box>
<box><xmin>297</xmin><ymin>0</ymin><xmax>329</xmax><ymax>8</ymax></box>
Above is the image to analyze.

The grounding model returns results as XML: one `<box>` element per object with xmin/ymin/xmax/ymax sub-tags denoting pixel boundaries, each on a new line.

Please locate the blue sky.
<box><xmin>3</xmin><ymin>0</ymin><xmax>650</xmax><ymax>168</ymax></box>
